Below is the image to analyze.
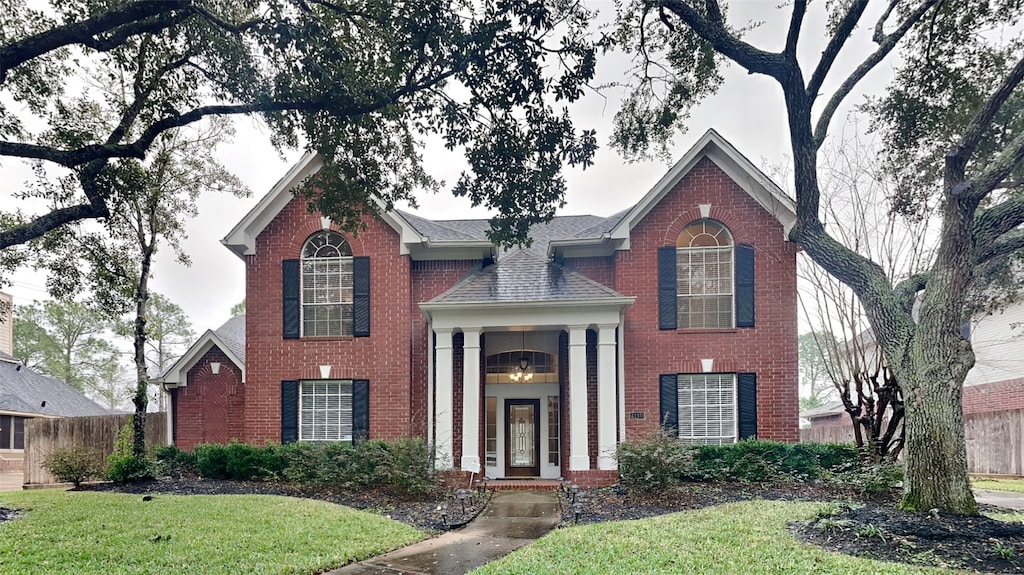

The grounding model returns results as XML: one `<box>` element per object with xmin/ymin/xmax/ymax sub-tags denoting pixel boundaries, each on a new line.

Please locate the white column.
<box><xmin>461</xmin><ymin>329</ymin><xmax>482</xmax><ymax>473</ymax></box>
<box><xmin>568</xmin><ymin>325</ymin><xmax>590</xmax><ymax>471</ymax></box>
<box><xmin>597</xmin><ymin>324</ymin><xmax>618</xmax><ymax>470</ymax></box>
<box><xmin>434</xmin><ymin>328</ymin><xmax>454</xmax><ymax>470</ymax></box>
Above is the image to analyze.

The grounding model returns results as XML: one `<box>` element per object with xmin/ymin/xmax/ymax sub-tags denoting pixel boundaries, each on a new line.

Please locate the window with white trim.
<box><xmin>676</xmin><ymin>220</ymin><xmax>734</xmax><ymax>329</ymax></box>
<box><xmin>677</xmin><ymin>373</ymin><xmax>736</xmax><ymax>445</ymax></box>
<box><xmin>299</xmin><ymin>380</ymin><xmax>353</xmax><ymax>441</ymax></box>
<box><xmin>301</xmin><ymin>231</ymin><xmax>353</xmax><ymax>337</ymax></box>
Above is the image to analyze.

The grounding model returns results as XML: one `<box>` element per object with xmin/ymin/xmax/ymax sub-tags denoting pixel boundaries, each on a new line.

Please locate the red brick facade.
<box><xmin>171</xmin><ymin>141</ymin><xmax>800</xmax><ymax>483</ymax></box>
<box><xmin>613</xmin><ymin>158</ymin><xmax>799</xmax><ymax>442</ymax></box>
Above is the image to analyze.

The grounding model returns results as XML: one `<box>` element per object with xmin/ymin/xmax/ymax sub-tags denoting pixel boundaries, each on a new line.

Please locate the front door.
<box><xmin>505</xmin><ymin>399</ymin><xmax>540</xmax><ymax>477</ymax></box>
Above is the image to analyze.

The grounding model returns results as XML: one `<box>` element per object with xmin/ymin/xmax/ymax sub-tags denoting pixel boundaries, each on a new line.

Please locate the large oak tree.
<box><xmin>615</xmin><ymin>0</ymin><xmax>1024</xmax><ymax>514</ymax></box>
<box><xmin>1</xmin><ymin>0</ymin><xmax>598</xmax><ymax>256</ymax></box>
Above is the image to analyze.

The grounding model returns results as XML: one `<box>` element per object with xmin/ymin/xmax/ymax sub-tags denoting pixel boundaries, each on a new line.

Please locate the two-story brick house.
<box><xmin>156</xmin><ymin>129</ymin><xmax>799</xmax><ymax>486</ymax></box>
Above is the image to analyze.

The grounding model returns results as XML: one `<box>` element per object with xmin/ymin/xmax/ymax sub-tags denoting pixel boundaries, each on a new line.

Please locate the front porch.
<box><xmin>422</xmin><ymin>297</ymin><xmax>633</xmax><ymax>484</ymax></box>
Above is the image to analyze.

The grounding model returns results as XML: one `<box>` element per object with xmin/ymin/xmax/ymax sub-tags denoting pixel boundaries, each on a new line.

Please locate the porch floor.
<box><xmin>482</xmin><ymin>479</ymin><xmax>562</xmax><ymax>490</ymax></box>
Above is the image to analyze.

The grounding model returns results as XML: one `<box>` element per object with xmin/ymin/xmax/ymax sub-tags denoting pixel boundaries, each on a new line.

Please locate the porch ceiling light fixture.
<box><xmin>509</xmin><ymin>332</ymin><xmax>534</xmax><ymax>382</ymax></box>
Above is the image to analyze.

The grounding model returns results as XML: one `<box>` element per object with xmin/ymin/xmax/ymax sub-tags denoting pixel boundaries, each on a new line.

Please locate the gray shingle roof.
<box><xmin>430</xmin><ymin>251</ymin><xmax>623</xmax><ymax>303</ymax></box>
<box><xmin>0</xmin><ymin>352</ymin><xmax>112</xmax><ymax>417</ymax></box>
<box><xmin>214</xmin><ymin>314</ymin><xmax>245</xmax><ymax>364</ymax></box>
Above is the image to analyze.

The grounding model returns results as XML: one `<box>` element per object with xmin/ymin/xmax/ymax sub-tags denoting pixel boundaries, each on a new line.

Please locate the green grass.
<box><xmin>972</xmin><ymin>477</ymin><xmax>1024</xmax><ymax>494</ymax></box>
<box><xmin>472</xmin><ymin>500</ymin><xmax>957</xmax><ymax>575</ymax></box>
<box><xmin>0</xmin><ymin>489</ymin><xmax>423</xmax><ymax>575</ymax></box>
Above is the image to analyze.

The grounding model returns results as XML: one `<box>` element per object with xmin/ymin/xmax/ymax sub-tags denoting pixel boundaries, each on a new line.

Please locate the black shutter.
<box><xmin>352</xmin><ymin>379</ymin><xmax>370</xmax><ymax>443</ymax></box>
<box><xmin>352</xmin><ymin>256</ymin><xmax>370</xmax><ymax>337</ymax></box>
<box><xmin>737</xmin><ymin>373</ymin><xmax>757</xmax><ymax>440</ymax></box>
<box><xmin>659</xmin><ymin>374</ymin><xmax>678</xmax><ymax>434</ymax></box>
<box><xmin>735</xmin><ymin>244</ymin><xmax>755</xmax><ymax>328</ymax></box>
<box><xmin>658</xmin><ymin>246</ymin><xmax>677</xmax><ymax>330</ymax></box>
<box><xmin>282</xmin><ymin>259</ymin><xmax>300</xmax><ymax>339</ymax></box>
<box><xmin>281</xmin><ymin>380</ymin><xmax>299</xmax><ymax>444</ymax></box>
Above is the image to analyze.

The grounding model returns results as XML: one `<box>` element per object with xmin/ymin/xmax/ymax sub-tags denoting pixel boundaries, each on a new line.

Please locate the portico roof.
<box><xmin>429</xmin><ymin>251</ymin><xmax>623</xmax><ymax>304</ymax></box>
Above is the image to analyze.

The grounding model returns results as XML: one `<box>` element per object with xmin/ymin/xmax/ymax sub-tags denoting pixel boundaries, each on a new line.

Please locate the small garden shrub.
<box><xmin>42</xmin><ymin>445</ymin><xmax>104</xmax><ymax>488</ymax></box>
<box><xmin>617</xmin><ymin>430</ymin><xmax>697</xmax><ymax>489</ymax></box>
<box><xmin>153</xmin><ymin>445</ymin><xmax>197</xmax><ymax>477</ymax></box>
<box><xmin>618</xmin><ymin>432</ymin><xmax>862</xmax><ymax>489</ymax></box>
<box><xmin>194</xmin><ymin>443</ymin><xmax>230</xmax><ymax>479</ymax></box>
<box><xmin>835</xmin><ymin>460</ymin><xmax>904</xmax><ymax>495</ymax></box>
<box><xmin>106</xmin><ymin>422</ymin><xmax>154</xmax><ymax>483</ymax></box>
<box><xmin>185</xmin><ymin>438</ymin><xmax>438</xmax><ymax>496</ymax></box>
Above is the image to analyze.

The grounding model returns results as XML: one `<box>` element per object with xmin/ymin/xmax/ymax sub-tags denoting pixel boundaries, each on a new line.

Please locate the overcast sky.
<box><xmin>1</xmin><ymin>1</ymin><xmax>896</xmax><ymax>334</ymax></box>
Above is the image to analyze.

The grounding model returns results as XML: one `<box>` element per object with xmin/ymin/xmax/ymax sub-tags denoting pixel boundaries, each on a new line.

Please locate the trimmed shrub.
<box><xmin>194</xmin><ymin>443</ymin><xmax>230</xmax><ymax>479</ymax></box>
<box><xmin>618</xmin><ymin>429</ymin><xmax>696</xmax><ymax>489</ymax></box>
<box><xmin>153</xmin><ymin>445</ymin><xmax>197</xmax><ymax>478</ymax></box>
<box><xmin>106</xmin><ymin>422</ymin><xmax>154</xmax><ymax>483</ymax></box>
<box><xmin>42</xmin><ymin>445</ymin><xmax>104</xmax><ymax>488</ymax></box>
<box><xmin>619</xmin><ymin>433</ymin><xmax>863</xmax><ymax>489</ymax></box>
<box><xmin>280</xmin><ymin>438</ymin><xmax>438</xmax><ymax>496</ymax></box>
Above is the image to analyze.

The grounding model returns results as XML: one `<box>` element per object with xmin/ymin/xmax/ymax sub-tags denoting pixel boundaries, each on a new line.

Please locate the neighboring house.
<box><xmin>962</xmin><ymin>298</ymin><xmax>1024</xmax><ymax>414</ymax></box>
<box><xmin>156</xmin><ymin>129</ymin><xmax>800</xmax><ymax>486</ymax></box>
<box><xmin>802</xmin><ymin>301</ymin><xmax>1024</xmax><ymax>453</ymax></box>
<box><xmin>0</xmin><ymin>291</ymin><xmax>12</xmax><ymax>356</ymax></box>
<box><xmin>0</xmin><ymin>351</ymin><xmax>113</xmax><ymax>470</ymax></box>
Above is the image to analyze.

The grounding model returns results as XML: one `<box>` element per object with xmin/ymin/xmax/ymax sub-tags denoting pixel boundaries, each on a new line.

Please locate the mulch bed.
<box><xmin>4</xmin><ymin>478</ymin><xmax>1024</xmax><ymax>573</ymax></box>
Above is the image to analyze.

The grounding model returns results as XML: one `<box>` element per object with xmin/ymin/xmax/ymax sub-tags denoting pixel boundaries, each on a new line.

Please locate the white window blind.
<box><xmin>299</xmin><ymin>380</ymin><xmax>353</xmax><ymax>441</ymax></box>
<box><xmin>677</xmin><ymin>374</ymin><xmax>736</xmax><ymax>445</ymax></box>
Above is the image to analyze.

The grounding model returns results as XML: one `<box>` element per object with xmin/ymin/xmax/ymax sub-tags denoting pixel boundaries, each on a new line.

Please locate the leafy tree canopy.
<box><xmin>611</xmin><ymin>0</ymin><xmax>1024</xmax><ymax>514</ymax></box>
<box><xmin>0</xmin><ymin>0</ymin><xmax>599</xmax><ymax>259</ymax></box>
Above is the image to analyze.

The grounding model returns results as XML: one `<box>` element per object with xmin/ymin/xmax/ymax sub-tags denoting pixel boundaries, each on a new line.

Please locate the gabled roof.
<box><xmin>427</xmin><ymin>250</ymin><xmax>624</xmax><ymax>305</ymax></box>
<box><xmin>800</xmin><ymin>400</ymin><xmax>846</xmax><ymax>420</ymax></box>
<box><xmin>0</xmin><ymin>352</ymin><xmax>112</xmax><ymax>417</ymax></box>
<box><xmin>548</xmin><ymin>129</ymin><xmax>797</xmax><ymax>259</ymax></box>
<box><xmin>153</xmin><ymin>315</ymin><xmax>245</xmax><ymax>387</ymax></box>
<box><xmin>220</xmin><ymin>154</ymin><xmax>495</xmax><ymax>261</ymax></box>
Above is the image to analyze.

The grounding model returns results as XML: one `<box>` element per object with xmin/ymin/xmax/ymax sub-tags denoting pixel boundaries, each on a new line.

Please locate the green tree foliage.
<box><xmin>613</xmin><ymin>0</ymin><xmax>1023</xmax><ymax>514</ymax></box>
<box><xmin>797</xmin><ymin>332</ymin><xmax>835</xmax><ymax>411</ymax></box>
<box><xmin>13</xmin><ymin>300</ymin><xmax>120</xmax><ymax>397</ymax></box>
<box><xmin>229</xmin><ymin>300</ymin><xmax>245</xmax><ymax>317</ymax></box>
<box><xmin>0</xmin><ymin>0</ymin><xmax>598</xmax><ymax>257</ymax></box>
<box><xmin>35</xmin><ymin>119</ymin><xmax>243</xmax><ymax>456</ymax></box>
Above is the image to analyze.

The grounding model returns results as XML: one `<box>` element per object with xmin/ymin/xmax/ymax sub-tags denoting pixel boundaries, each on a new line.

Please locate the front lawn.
<box><xmin>973</xmin><ymin>477</ymin><xmax>1024</xmax><ymax>494</ymax></box>
<box><xmin>473</xmin><ymin>500</ymin><xmax>955</xmax><ymax>574</ymax></box>
<box><xmin>0</xmin><ymin>489</ymin><xmax>423</xmax><ymax>575</ymax></box>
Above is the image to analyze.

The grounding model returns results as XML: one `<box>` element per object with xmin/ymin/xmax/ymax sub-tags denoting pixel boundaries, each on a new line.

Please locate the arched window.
<box><xmin>676</xmin><ymin>219</ymin><xmax>734</xmax><ymax>329</ymax></box>
<box><xmin>301</xmin><ymin>231</ymin><xmax>353</xmax><ymax>337</ymax></box>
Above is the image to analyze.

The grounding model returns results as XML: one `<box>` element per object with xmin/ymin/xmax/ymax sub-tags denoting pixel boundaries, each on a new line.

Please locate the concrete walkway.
<box><xmin>0</xmin><ymin>471</ymin><xmax>22</xmax><ymax>492</ymax></box>
<box><xmin>975</xmin><ymin>489</ymin><xmax>1024</xmax><ymax>511</ymax></box>
<box><xmin>327</xmin><ymin>490</ymin><xmax>560</xmax><ymax>575</ymax></box>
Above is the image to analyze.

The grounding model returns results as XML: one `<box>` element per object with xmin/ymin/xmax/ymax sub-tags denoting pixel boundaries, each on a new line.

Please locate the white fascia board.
<box><xmin>0</xmin><ymin>409</ymin><xmax>57</xmax><ymax>419</ymax></box>
<box><xmin>408</xmin><ymin>241</ymin><xmax>496</xmax><ymax>261</ymax></box>
<box><xmin>608</xmin><ymin>129</ymin><xmax>797</xmax><ymax>244</ymax></box>
<box><xmin>547</xmin><ymin>236</ymin><xmax>622</xmax><ymax>259</ymax></box>
<box><xmin>222</xmin><ymin>153</ymin><xmax>324</xmax><ymax>259</ymax></box>
<box><xmin>151</xmin><ymin>331</ymin><xmax>245</xmax><ymax>387</ymax></box>
<box><xmin>421</xmin><ymin>297</ymin><xmax>635</xmax><ymax>330</ymax></box>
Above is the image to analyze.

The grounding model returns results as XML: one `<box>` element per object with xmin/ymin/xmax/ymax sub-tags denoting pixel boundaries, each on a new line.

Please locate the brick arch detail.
<box><xmin>285</xmin><ymin>217</ymin><xmax>367</xmax><ymax>257</ymax></box>
<box><xmin>662</xmin><ymin>207</ymin><xmax>738</xmax><ymax>247</ymax></box>
<box><xmin>193</xmin><ymin>359</ymin><xmax>241</xmax><ymax>380</ymax></box>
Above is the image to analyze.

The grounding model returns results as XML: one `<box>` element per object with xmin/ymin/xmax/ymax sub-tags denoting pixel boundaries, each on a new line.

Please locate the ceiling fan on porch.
<box><xmin>509</xmin><ymin>332</ymin><xmax>533</xmax><ymax>382</ymax></box>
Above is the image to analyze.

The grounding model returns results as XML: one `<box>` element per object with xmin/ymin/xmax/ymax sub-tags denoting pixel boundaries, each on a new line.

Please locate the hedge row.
<box><xmin>617</xmin><ymin>432</ymin><xmax>868</xmax><ymax>489</ymax></box>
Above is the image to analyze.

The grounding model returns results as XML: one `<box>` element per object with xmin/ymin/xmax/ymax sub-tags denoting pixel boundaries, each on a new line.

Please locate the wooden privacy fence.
<box><xmin>23</xmin><ymin>413</ymin><xmax>166</xmax><ymax>485</ymax></box>
<box><xmin>801</xmin><ymin>407</ymin><xmax>1024</xmax><ymax>477</ymax></box>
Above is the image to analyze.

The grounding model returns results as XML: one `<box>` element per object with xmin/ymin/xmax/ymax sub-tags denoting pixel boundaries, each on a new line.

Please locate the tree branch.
<box><xmin>978</xmin><ymin>229</ymin><xmax>1024</xmax><ymax>265</ymax></box>
<box><xmin>805</xmin><ymin>0</ymin><xmax>869</xmax><ymax>102</ymax></box>
<box><xmin>658</xmin><ymin>0</ymin><xmax>788</xmax><ymax>78</ymax></box>
<box><xmin>0</xmin><ymin>1</ymin><xmax>191</xmax><ymax>83</ymax></box>
<box><xmin>784</xmin><ymin>0</ymin><xmax>807</xmax><ymax>56</ymax></box>
<box><xmin>951</xmin><ymin>54</ymin><xmax>1024</xmax><ymax>198</ymax></box>
<box><xmin>894</xmin><ymin>272</ymin><xmax>929</xmax><ymax>315</ymax></box>
<box><xmin>812</xmin><ymin>0</ymin><xmax>940</xmax><ymax>149</ymax></box>
<box><xmin>0</xmin><ymin>203</ymin><xmax>109</xmax><ymax>250</ymax></box>
<box><xmin>974</xmin><ymin>192</ymin><xmax>1024</xmax><ymax>255</ymax></box>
